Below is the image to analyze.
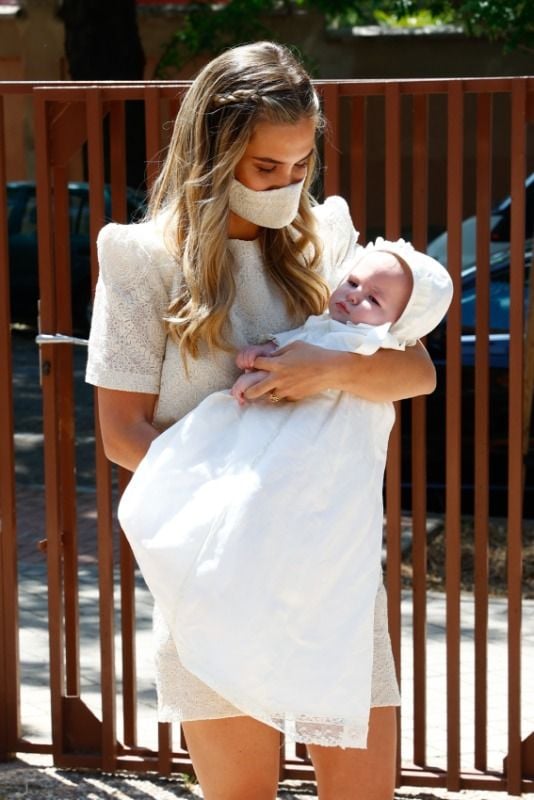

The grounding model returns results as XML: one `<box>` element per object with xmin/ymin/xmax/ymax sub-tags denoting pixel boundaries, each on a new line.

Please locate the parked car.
<box><xmin>402</xmin><ymin>242</ymin><xmax>534</xmax><ymax>518</ymax></box>
<box><xmin>6</xmin><ymin>181</ymin><xmax>146</xmax><ymax>331</ymax></box>
<box><xmin>427</xmin><ymin>172</ymin><xmax>534</xmax><ymax>269</ymax></box>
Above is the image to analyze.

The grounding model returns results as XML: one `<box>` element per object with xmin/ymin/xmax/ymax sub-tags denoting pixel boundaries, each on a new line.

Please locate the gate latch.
<box><xmin>35</xmin><ymin>333</ymin><xmax>89</xmax><ymax>347</ymax></box>
<box><xmin>35</xmin><ymin>333</ymin><xmax>89</xmax><ymax>385</ymax></box>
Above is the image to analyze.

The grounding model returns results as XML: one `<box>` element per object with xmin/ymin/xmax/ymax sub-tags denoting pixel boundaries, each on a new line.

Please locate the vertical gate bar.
<box><xmin>384</xmin><ymin>82</ymin><xmax>403</xmax><ymax>780</ymax></box>
<box><xmin>384</xmin><ymin>84</ymin><xmax>402</xmax><ymax>240</ymax></box>
<box><xmin>144</xmin><ymin>85</ymin><xmax>174</xmax><ymax>758</ymax></box>
<box><xmin>350</xmin><ymin>95</ymin><xmax>367</xmax><ymax>239</ymax></box>
<box><xmin>162</xmin><ymin>87</ymin><xmax>187</xmax><ymax>170</ymax></box>
<box><xmin>0</xmin><ymin>93</ymin><xmax>20</xmax><ymax>759</ymax></box>
<box><xmin>445</xmin><ymin>81</ymin><xmax>464</xmax><ymax>791</ymax></box>
<box><xmin>87</xmin><ymin>87</ymin><xmax>117</xmax><ymax>771</ymax></box>
<box><xmin>158</xmin><ymin>95</ymin><xmax>170</xmax><ymax>154</ymax></box>
<box><xmin>179</xmin><ymin>725</ymin><xmax>188</xmax><ymax>754</ymax></box>
<box><xmin>473</xmin><ymin>92</ymin><xmax>492</xmax><ymax>772</ymax></box>
<box><xmin>53</xmin><ymin>166</ymin><xmax>81</xmax><ymax>698</ymax></box>
<box><xmin>158</xmin><ymin>722</ymin><xmax>173</xmax><ymax>776</ymax></box>
<box><xmin>110</xmin><ymin>101</ymin><xmax>127</xmax><ymax>221</ymax></box>
<box><xmin>119</xmin><ymin>469</ymin><xmax>137</xmax><ymax>747</ymax></box>
<box><xmin>295</xmin><ymin>742</ymin><xmax>309</xmax><ymax>761</ymax></box>
<box><xmin>321</xmin><ymin>84</ymin><xmax>341</xmax><ymax>197</ymax></box>
<box><xmin>168</xmin><ymin>94</ymin><xmax>181</xmax><ymax>143</ymax></box>
<box><xmin>144</xmin><ymin>86</ymin><xmax>161</xmax><ymax>191</ymax></box>
<box><xmin>411</xmin><ymin>92</ymin><xmax>429</xmax><ymax>767</ymax></box>
<box><xmin>278</xmin><ymin>733</ymin><xmax>286</xmax><ymax>783</ymax></box>
<box><xmin>506</xmin><ymin>78</ymin><xmax>527</xmax><ymax>796</ymax></box>
<box><xmin>109</xmin><ymin>100</ymin><xmax>138</xmax><ymax>747</ymax></box>
<box><xmin>169</xmin><ymin>95</ymin><xmax>180</xmax><ymax>120</ymax></box>
<box><xmin>34</xmin><ymin>90</ymin><xmax>65</xmax><ymax>759</ymax></box>
<box><xmin>411</xmin><ymin>94</ymin><xmax>429</xmax><ymax>246</ymax></box>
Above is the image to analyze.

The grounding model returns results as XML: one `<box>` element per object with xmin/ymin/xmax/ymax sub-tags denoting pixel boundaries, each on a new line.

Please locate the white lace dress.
<box><xmin>118</xmin><ymin>317</ymin><xmax>403</xmax><ymax>748</ymax></box>
<box><xmin>85</xmin><ymin>196</ymin><xmax>401</xmax><ymax>741</ymax></box>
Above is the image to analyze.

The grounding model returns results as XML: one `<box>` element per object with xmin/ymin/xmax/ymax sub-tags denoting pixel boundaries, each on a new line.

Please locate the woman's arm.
<box><xmin>97</xmin><ymin>387</ymin><xmax>160</xmax><ymax>471</ymax></box>
<box><xmin>243</xmin><ymin>339</ymin><xmax>436</xmax><ymax>403</ymax></box>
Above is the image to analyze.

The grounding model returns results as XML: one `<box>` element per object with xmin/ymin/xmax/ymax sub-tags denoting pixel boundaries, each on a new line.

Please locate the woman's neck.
<box><xmin>228</xmin><ymin>210</ymin><xmax>260</xmax><ymax>241</ymax></box>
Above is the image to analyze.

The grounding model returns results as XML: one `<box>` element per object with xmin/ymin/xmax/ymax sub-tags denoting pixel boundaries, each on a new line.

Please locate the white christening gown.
<box><xmin>118</xmin><ymin>314</ymin><xmax>403</xmax><ymax>748</ymax></box>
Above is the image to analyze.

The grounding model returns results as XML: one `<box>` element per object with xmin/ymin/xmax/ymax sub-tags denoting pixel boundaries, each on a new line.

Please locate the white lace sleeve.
<box><xmin>86</xmin><ymin>221</ymin><xmax>174</xmax><ymax>394</ymax></box>
<box><xmin>313</xmin><ymin>196</ymin><xmax>363</xmax><ymax>290</ymax></box>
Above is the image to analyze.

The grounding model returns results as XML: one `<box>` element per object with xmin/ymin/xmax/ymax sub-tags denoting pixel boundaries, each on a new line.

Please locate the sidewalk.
<box><xmin>1</xmin><ymin>754</ymin><xmax>528</xmax><ymax>800</ymax></box>
<box><xmin>6</xmin><ymin>484</ymin><xmax>534</xmax><ymax>799</ymax></box>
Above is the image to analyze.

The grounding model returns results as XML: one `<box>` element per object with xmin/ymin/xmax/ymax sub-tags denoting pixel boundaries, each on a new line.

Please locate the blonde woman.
<box><xmin>87</xmin><ymin>41</ymin><xmax>435</xmax><ymax>800</ymax></box>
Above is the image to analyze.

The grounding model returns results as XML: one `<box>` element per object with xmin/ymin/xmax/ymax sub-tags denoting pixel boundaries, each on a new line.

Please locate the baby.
<box><xmin>118</xmin><ymin>238</ymin><xmax>453</xmax><ymax>749</ymax></box>
<box><xmin>231</xmin><ymin>245</ymin><xmax>415</xmax><ymax>404</ymax></box>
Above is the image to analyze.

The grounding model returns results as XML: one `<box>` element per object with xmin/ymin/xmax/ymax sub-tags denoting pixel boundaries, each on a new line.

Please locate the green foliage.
<box><xmin>374</xmin><ymin>7</ymin><xmax>454</xmax><ymax>27</ymax></box>
<box><xmin>297</xmin><ymin>0</ymin><xmax>375</xmax><ymax>18</ymax></box>
<box><xmin>155</xmin><ymin>0</ymin><xmax>534</xmax><ymax>77</ymax></box>
<box><xmin>388</xmin><ymin>0</ymin><xmax>534</xmax><ymax>52</ymax></box>
<box><xmin>156</xmin><ymin>0</ymin><xmax>396</xmax><ymax>76</ymax></box>
<box><xmin>156</xmin><ymin>0</ymin><xmax>273</xmax><ymax>77</ymax></box>
<box><xmin>459</xmin><ymin>0</ymin><xmax>534</xmax><ymax>52</ymax></box>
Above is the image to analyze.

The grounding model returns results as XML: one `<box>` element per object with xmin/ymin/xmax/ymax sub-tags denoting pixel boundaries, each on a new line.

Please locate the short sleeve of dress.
<box><xmin>86</xmin><ymin>221</ymin><xmax>174</xmax><ymax>394</ymax></box>
<box><xmin>312</xmin><ymin>196</ymin><xmax>362</xmax><ymax>291</ymax></box>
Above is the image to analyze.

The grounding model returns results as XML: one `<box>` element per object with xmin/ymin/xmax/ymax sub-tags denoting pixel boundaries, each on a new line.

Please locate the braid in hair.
<box><xmin>211</xmin><ymin>89</ymin><xmax>261</xmax><ymax>108</ymax></box>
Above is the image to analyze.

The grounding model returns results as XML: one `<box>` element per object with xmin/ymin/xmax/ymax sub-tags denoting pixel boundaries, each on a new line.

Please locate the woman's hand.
<box><xmin>243</xmin><ymin>341</ymin><xmax>332</xmax><ymax>401</ymax></box>
<box><xmin>243</xmin><ymin>339</ymin><xmax>436</xmax><ymax>403</ymax></box>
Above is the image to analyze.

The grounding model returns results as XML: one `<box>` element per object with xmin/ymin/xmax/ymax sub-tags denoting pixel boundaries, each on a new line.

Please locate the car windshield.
<box><xmin>20</xmin><ymin>195</ymin><xmax>37</xmax><ymax>235</ymax></box>
<box><xmin>461</xmin><ymin>257</ymin><xmax>531</xmax><ymax>334</ymax></box>
<box><xmin>7</xmin><ymin>190</ymin><xmax>16</xmax><ymax>220</ymax></box>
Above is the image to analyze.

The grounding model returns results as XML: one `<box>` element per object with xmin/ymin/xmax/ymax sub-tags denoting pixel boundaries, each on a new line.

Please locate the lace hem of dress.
<box><xmin>263</xmin><ymin>712</ymin><xmax>368</xmax><ymax>749</ymax></box>
<box><xmin>159</xmin><ymin>703</ymin><xmax>369</xmax><ymax>749</ymax></box>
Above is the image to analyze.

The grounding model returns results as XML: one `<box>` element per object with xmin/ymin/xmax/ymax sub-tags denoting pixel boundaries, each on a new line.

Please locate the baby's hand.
<box><xmin>236</xmin><ymin>344</ymin><xmax>265</xmax><ymax>370</ymax></box>
<box><xmin>236</xmin><ymin>342</ymin><xmax>277</xmax><ymax>370</ymax></box>
<box><xmin>230</xmin><ymin>376</ymin><xmax>248</xmax><ymax>406</ymax></box>
<box><xmin>231</xmin><ymin>369</ymin><xmax>271</xmax><ymax>405</ymax></box>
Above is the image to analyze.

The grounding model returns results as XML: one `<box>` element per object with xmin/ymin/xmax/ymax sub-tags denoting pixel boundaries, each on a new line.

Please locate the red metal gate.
<box><xmin>1</xmin><ymin>77</ymin><xmax>533</xmax><ymax>793</ymax></box>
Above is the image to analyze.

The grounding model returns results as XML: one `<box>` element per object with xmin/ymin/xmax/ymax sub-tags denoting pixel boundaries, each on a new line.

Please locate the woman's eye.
<box><xmin>348</xmin><ymin>280</ymin><xmax>358</xmax><ymax>288</ymax></box>
<box><xmin>257</xmin><ymin>166</ymin><xmax>275</xmax><ymax>174</ymax></box>
<box><xmin>295</xmin><ymin>162</ymin><xmax>308</xmax><ymax>170</ymax></box>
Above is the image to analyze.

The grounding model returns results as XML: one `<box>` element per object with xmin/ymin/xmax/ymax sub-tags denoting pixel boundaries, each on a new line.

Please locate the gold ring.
<box><xmin>270</xmin><ymin>392</ymin><xmax>281</xmax><ymax>404</ymax></box>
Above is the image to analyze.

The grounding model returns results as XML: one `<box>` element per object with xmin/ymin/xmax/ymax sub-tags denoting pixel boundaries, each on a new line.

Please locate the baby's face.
<box><xmin>329</xmin><ymin>251</ymin><xmax>412</xmax><ymax>327</ymax></box>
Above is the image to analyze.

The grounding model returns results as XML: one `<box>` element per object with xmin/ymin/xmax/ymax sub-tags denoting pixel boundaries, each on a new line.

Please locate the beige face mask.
<box><xmin>228</xmin><ymin>178</ymin><xmax>305</xmax><ymax>229</ymax></box>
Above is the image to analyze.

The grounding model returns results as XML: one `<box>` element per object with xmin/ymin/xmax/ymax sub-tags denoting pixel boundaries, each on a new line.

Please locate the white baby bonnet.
<box><xmin>359</xmin><ymin>238</ymin><xmax>454</xmax><ymax>345</ymax></box>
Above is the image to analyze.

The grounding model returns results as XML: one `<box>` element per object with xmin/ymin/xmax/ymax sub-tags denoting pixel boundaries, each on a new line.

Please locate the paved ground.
<box><xmin>2</xmin><ymin>755</ymin><xmax>531</xmax><ymax>800</ymax></box>
<box><xmin>4</xmin><ymin>330</ymin><xmax>534</xmax><ymax>798</ymax></box>
<box><xmin>4</xmin><ymin>755</ymin><xmax>531</xmax><ymax>800</ymax></box>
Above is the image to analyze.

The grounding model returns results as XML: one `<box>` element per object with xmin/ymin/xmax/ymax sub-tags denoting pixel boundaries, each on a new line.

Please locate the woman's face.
<box><xmin>234</xmin><ymin>116</ymin><xmax>317</xmax><ymax>191</ymax></box>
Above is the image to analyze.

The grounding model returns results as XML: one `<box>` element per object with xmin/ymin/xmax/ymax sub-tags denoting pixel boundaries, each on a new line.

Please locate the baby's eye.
<box><xmin>348</xmin><ymin>279</ymin><xmax>358</xmax><ymax>288</ymax></box>
<box><xmin>369</xmin><ymin>296</ymin><xmax>379</xmax><ymax>306</ymax></box>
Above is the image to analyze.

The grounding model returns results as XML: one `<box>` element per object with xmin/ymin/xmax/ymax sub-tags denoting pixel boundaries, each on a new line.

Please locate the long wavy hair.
<box><xmin>148</xmin><ymin>41</ymin><xmax>328</xmax><ymax>360</ymax></box>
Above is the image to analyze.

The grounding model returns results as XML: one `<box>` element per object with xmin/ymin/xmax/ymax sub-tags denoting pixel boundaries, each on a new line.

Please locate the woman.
<box><xmin>86</xmin><ymin>41</ymin><xmax>436</xmax><ymax>800</ymax></box>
